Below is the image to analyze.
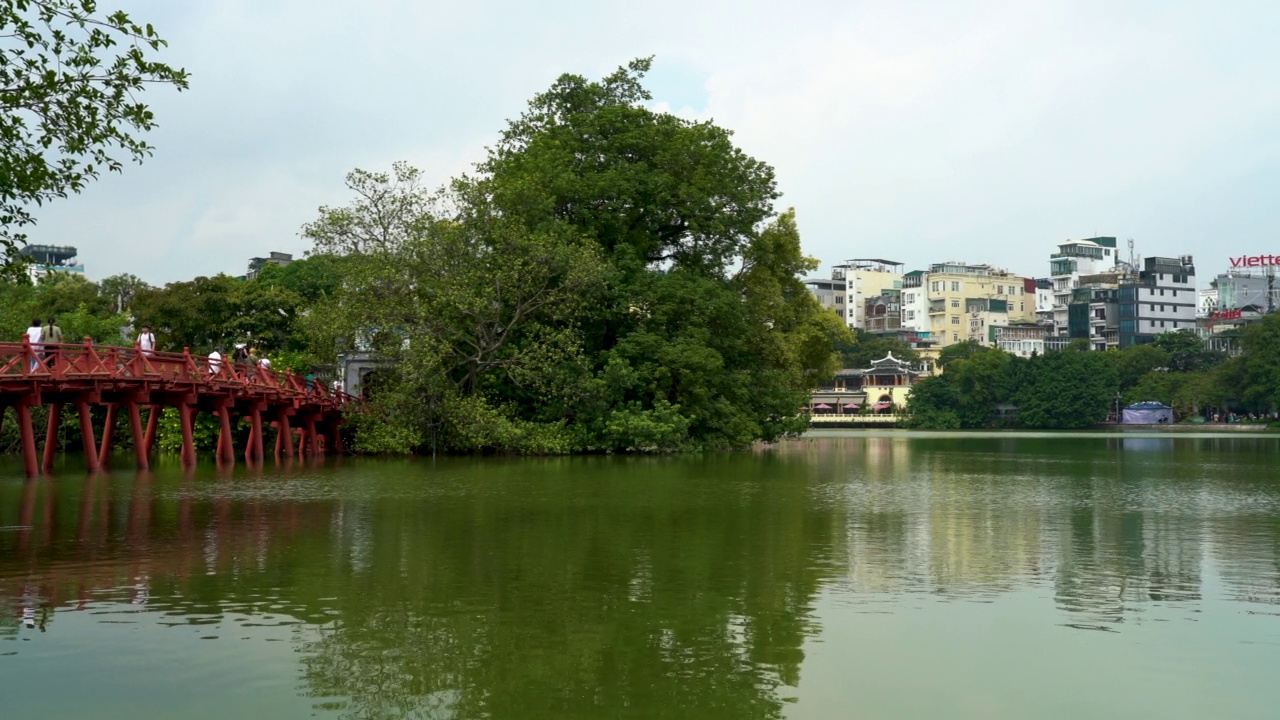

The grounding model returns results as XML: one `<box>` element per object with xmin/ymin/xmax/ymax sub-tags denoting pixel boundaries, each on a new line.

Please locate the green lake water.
<box><xmin>1</xmin><ymin>431</ymin><xmax>1279</xmax><ymax>719</ymax></box>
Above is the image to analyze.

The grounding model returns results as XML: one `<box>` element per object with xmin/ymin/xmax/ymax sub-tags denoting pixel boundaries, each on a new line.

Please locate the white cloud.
<box><xmin>26</xmin><ymin>0</ymin><xmax>1280</xmax><ymax>283</ymax></box>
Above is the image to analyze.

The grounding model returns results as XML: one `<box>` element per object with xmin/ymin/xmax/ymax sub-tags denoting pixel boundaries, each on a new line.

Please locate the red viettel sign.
<box><xmin>1212</xmin><ymin>309</ymin><xmax>1244</xmax><ymax>321</ymax></box>
<box><xmin>1230</xmin><ymin>255</ymin><xmax>1280</xmax><ymax>268</ymax></box>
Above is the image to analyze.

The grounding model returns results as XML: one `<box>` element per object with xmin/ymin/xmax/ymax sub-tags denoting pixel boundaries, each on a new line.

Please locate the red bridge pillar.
<box><xmin>43</xmin><ymin>403</ymin><xmax>62</xmax><ymax>471</ymax></box>
<box><xmin>17</xmin><ymin>401</ymin><xmax>39</xmax><ymax>477</ymax></box>
<box><xmin>98</xmin><ymin>403</ymin><xmax>117</xmax><ymax>468</ymax></box>
<box><xmin>178</xmin><ymin>404</ymin><xmax>197</xmax><ymax>467</ymax></box>
<box><xmin>126</xmin><ymin>400</ymin><xmax>149</xmax><ymax>471</ymax></box>
<box><xmin>217</xmin><ymin>403</ymin><xmax>235</xmax><ymax>464</ymax></box>
<box><xmin>77</xmin><ymin>397</ymin><xmax>100</xmax><ymax>473</ymax></box>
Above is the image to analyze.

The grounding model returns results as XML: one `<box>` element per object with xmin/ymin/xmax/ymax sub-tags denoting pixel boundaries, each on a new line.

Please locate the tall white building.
<box><xmin>1048</xmin><ymin>237</ymin><xmax>1119</xmax><ymax>335</ymax></box>
<box><xmin>901</xmin><ymin>270</ymin><xmax>929</xmax><ymax>334</ymax></box>
<box><xmin>836</xmin><ymin>259</ymin><xmax>903</xmax><ymax>330</ymax></box>
<box><xmin>1118</xmin><ymin>255</ymin><xmax>1197</xmax><ymax>347</ymax></box>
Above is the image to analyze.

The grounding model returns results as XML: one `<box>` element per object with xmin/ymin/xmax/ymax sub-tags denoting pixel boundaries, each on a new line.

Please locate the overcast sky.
<box><xmin>28</xmin><ymin>0</ymin><xmax>1280</xmax><ymax>285</ymax></box>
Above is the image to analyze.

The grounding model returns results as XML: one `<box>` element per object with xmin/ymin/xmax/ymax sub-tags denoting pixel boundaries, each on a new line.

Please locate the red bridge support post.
<box><xmin>248</xmin><ymin>406</ymin><xmax>264</xmax><ymax>463</ymax></box>
<box><xmin>178</xmin><ymin>404</ymin><xmax>197</xmax><ymax>467</ymax></box>
<box><xmin>127</xmin><ymin>400</ymin><xmax>149</xmax><ymax>471</ymax></box>
<box><xmin>306</xmin><ymin>415</ymin><xmax>319</xmax><ymax>457</ymax></box>
<box><xmin>98</xmin><ymin>403</ymin><xmax>117</xmax><ymax>469</ymax></box>
<box><xmin>143</xmin><ymin>406</ymin><xmax>159</xmax><ymax>459</ymax></box>
<box><xmin>217</xmin><ymin>404</ymin><xmax>235</xmax><ymax>464</ymax></box>
<box><xmin>77</xmin><ymin>398</ymin><xmax>100</xmax><ymax>473</ymax></box>
<box><xmin>278</xmin><ymin>410</ymin><xmax>293</xmax><ymax>462</ymax></box>
<box><xmin>17</xmin><ymin>402</ymin><xmax>38</xmax><ymax>477</ymax></box>
<box><xmin>43</xmin><ymin>403</ymin><xmax>62</xmax><ymax>471</ymax></box>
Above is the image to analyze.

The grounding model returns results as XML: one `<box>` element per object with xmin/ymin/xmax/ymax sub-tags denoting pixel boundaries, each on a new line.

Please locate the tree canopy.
<box><xmin>1</xmin><ymin>0</ymin><xmax>188</xmax><ymax>271</ymax></box>
<box><xmin>908</xmin><ymin>325</ymin><xmax>1278</xmax><ymax>429</ymax></box>
<box><xmin>307</xmin><ymin>60</ymin><xmax>839</xmax><ymax>454</ymax></box>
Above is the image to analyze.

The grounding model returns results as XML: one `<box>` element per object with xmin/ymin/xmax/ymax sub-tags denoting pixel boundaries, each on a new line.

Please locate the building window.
<box><xmin>996</xmin><ymin>285</ymin><xmax>1003</xmax><ymax>295</ymax></box>
<box><xmin>952</xmin><ymin>332</ymin><xmax>959</xmax><ymax>342</ymax></box>
<box><xmin>951</xmin><ymin>316</ymin><xmax>960</xmax><ymax>325</ymax></box>
<box><xmin>931</xmin><ymin>281</ymin><xmax>939</xmax><ymax>292</ymax></box>
<box><xmin>951</xmin><ymin>282</ymin><xmax>960</xmax><ymax>292</ymax></box>
<box><xmin>950</xmin><ymin>299</ymin><xmax>960</xmax><ymax>308</ymax></box>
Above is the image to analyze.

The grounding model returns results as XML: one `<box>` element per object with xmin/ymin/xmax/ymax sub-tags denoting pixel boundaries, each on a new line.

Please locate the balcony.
<box><xmin>928</xmin><ymin>299</ymin><xmax>946</xmax><ymax>315</ymax></box>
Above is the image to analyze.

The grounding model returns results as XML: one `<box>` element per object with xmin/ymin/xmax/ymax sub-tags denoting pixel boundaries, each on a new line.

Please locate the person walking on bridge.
<box><xmin>24</xmin><ymin>318</ymin><xmax>42</xmax><ymax>371</ymax></box>
<box><xmin>208</xmin><ymin>347</ymin><xmax>223</xmax><ymax>376</ymax></box>
<box><xmin>41</xmin><ymin>316</ymin><xmax>64</xmax><ymax>366</ymax></box>
<box><xmin>136</xmin><ymin>325</ymin><xmax>156</xmax><ymax>357</ymax></box>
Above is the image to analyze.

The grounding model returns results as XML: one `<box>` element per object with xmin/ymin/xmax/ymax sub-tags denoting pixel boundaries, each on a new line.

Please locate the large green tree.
<box><xmin>1014</xmin><ymin>350</ymin><xmax>1117</xmax><ymax>429</ymax></box>
<box><xmin>1151</xmin><ymin>330</ymin><xmax>1225</xmax><ymax>373</ymax></box>
<box><xmin>308</xmin><ymin>60</ymin><xmax>838</xmax><ymax>454</ymax></box>
<box><xmin>1239</xmin><ymin>313</ymin><xmax>1280</xmax><ymax>411</ymax></box>
<box><xmin>131</xmin><ymin>271</ymin><xmax>316</xmax><ymax>355</ymax></box>
<box><xmin>1</xmin><ymin>0</ymin><xmax>188</xmax><ymax>271</ymax></box>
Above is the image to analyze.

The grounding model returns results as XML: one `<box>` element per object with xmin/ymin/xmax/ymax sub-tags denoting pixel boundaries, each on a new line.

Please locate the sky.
<box><xmin>26</xmin><ymin>0</ymin><xmax>1280</xmax><ymax>286</ymax></box>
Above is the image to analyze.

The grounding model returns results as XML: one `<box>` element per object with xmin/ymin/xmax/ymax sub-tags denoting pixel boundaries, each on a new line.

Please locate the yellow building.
<box><xmin>926</xmin><ymin>262</ymin><xmax>1035</xmax><ymax>348</ymax></box>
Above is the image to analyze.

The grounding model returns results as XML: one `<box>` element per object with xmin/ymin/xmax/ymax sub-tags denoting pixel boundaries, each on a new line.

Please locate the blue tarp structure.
<box><xmin>1121</xmin><ymin>401</ymin><xmax>1174</xmax><ymax>425</ymax></box>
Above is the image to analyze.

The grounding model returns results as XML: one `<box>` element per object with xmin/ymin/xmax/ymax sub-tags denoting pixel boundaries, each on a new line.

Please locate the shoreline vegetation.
<box><xmin>3</xmin><ymin>51</ymin><xmax>1277</xmax><ymax>457</ymax></box>
<box><xmin>901</xmin><ymin>325</ymin><xmax>1280</xmax><ymax>431</ymax></box>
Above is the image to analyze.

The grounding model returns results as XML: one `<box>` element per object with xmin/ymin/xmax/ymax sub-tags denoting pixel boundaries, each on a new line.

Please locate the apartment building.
<box><xmin>1215</xmin><ymin>271</ymin><xmax>1277</xmax><ymax>313</ymax></box>
<box><xmin>805</xmin><ymin>275</ymin><xmax>847</xmax><ymax>320</ymax></box>
<box><xmin>991</xmin><ymin>322</ymin><xmax>1052</xmax><ymax>358</ymax></box>
<box><xmin>1048</xmin><ymin>237</ymin><xmax>1119</xmax><ymax>335</ymax></box>
<box><xmin>805</xmin><ymin>259</ymin><xmax>903</xmax><ymax>329</ymax></box>
<box><xmin>926</xmin><ymin>263</ymin><xmax>1035</xmax><ymax>347</ymax></box>
<box><xmin>837</xmin><ymin>260</ymin><xmax>903</xmax><ymax>330</ymax></box>
<box><xmin>1118</xmin><ymin>256</ymin><xmax>1197</xmax><ymax>347</ymax></box>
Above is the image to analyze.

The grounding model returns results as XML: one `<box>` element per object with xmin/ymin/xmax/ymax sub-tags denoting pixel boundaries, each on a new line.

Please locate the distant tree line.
<box><xmin>905</xmin><ymin>319</ymin><xmax>1280</xmax><ymax>429</ymax></box>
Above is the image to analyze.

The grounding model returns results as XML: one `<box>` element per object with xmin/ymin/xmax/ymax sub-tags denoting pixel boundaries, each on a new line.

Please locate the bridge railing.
<box><xmin>0</xmin><ymin>337</ymin><xmax>355</xmax><ymax>406</ymax></box>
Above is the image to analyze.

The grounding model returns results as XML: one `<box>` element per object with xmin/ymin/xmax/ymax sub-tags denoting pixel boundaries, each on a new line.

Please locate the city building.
<box><xmin>1061</xmin><ymin>271</ymin><xmax>1133</xmax><ymax>351</ymax></box>
<box><xmin>1034</xmin><ymin>278</ymin><xmax>1054</xmax><ymax>326</ymax></box>
<box><xmin>864</xmin><ymin>290</ymin><xmax>902</xmax><ymax>333</ymax></box>
<box><xmin>1214</xmin><ymin>271</ymin><xmax>1277</xmax><ymax>313</ymax></box>
<box><xmin>1048</xmin><ymin>237</ymin><xmax>1119</xmax><ymax>335</ymax></box>
<box><xmin>837</xmin><ymin>259</ymin><xmax>903</xmax><ymax>330</ymax></box>
<box><xmin>900</xmin><ymin>270</ymin><xmax>929</xmax><ymax>335</ymax></box>
<box><xmin>246</xmin><ymin>251</ymin><xmax>293</xmax><ymax>280</ymax></box>
<box><xmin>1197</xmin><ymin>287</ymin><xmax>1219</xmax><ymax>318</ymax></box>
<box><xmin>990</xmin><ymin>322</ymin><xmax>1052</xmax><ymax>358</ymax></box>
<box><xmin>19</xmin><ymin>244</ymin><xmax>85</xmax><ymax>283</ymax></box>
<box><xmin>926</xmin><ymin>262</ymin><xmax>1035</xmax><ymax>348</ymax></box>
<box><xmin>805</xmin><ymin>274</ymin><xmax>846</xmax><ymax>320</ymax></box>
<box><xmin>1118</xmin><ymin>256</ymin><xmax>1197</xmax><ymax>347</ymax></box>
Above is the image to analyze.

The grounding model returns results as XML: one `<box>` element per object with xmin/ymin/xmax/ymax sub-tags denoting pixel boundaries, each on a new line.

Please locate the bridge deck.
<box><xmin>0</xmin><ymin>338</ymin><xmax>350</xmax><ymax>475</ymax></box>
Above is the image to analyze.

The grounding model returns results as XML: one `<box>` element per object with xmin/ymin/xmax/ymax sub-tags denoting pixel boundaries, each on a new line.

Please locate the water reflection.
<box><xmin>0</xmin><ymin>435</ymin><xmax>1278</xmax><ymax>718</ymax></box>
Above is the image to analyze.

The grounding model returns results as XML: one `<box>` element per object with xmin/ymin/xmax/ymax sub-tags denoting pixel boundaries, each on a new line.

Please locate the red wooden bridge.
<box><xmin>1</xmin><ymin>337</ymin><xmax>351</xmax><ymax>476</ymax></box>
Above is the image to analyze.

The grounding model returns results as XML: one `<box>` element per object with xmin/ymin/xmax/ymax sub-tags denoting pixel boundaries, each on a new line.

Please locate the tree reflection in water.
<box><xmin>0</xmin><ymin>436</ymin><xmax>1278</xmax><ymax>718</ymax></box>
